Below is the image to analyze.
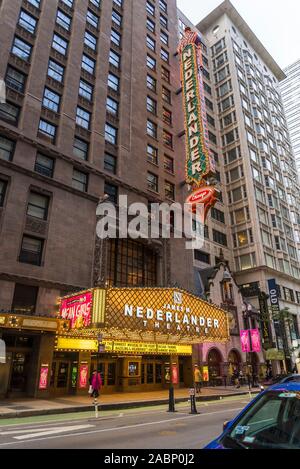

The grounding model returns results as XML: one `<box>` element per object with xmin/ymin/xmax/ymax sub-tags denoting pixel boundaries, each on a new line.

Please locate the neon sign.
<box><xmin>178</xmin><ymin>28</ymin><xmax>216</xmax><ymax>186</ymax></box>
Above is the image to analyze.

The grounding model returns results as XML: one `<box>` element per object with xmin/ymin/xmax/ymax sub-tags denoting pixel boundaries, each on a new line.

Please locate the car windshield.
<box><xmin>221</xmin><ymin>390</ymin><xmax>300</xmax><ymax>449</ymax></box>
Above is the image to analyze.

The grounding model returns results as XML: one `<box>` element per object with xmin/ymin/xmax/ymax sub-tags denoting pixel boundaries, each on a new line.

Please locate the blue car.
<box><xmin>205</xmin><ymin>382</ymin><xmax>300</xmax><ymax>449</ymax></box>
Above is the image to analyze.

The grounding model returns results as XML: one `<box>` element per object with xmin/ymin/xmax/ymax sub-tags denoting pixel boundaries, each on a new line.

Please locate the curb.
<box><xmin>0</xmin><ymin>390</ymin><xmax>260</xmax><ymax>420</ymax></box>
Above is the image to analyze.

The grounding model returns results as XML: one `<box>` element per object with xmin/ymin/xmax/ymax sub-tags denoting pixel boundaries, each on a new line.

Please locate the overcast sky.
<box><xmin>176</xmin><ymin>0</ymin><xmax>300</xmax><ymax>70</ymax></box>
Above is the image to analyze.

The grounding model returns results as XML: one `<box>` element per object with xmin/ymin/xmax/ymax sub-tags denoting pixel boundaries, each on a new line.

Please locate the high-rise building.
<box><xmin>280</xmin><ymin>59</ymin><xmax>300</xmax><ymax>174</ymax></box>
<box><xmin>0</xmin><ymin>0</ymin><xmax>197</xmax><ymax>397</ymax></box>
<box><xmin>179</xmin><ymin>0</ymin><xmax>300</xmax><ymax>375</ymax></box>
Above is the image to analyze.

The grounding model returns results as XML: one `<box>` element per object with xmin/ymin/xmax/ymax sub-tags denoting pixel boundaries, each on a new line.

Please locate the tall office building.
<box><xmin>280</xmin><ymin>59</ymin><xmax>300</xmax><ymax>174</ymax></box>
<box><xmin>0</xmin><ymin>0</ymin><xmax>197</xmax><ymax>396</ymax></box>
<box><xmin>178</xmin><ymin>0</ymin><xmax>300</xmax><ymax>373</ymax></box>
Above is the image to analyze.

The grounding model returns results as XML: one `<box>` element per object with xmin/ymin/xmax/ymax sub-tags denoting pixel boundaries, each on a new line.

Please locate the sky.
<box><xmin>176</xmin><ymin>0</ymin><xmax>300</xmax><ymax>70</ymax></box>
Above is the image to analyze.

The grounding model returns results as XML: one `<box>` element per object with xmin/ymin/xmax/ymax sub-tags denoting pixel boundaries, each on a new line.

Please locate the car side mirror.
<box><xmin>223</xmin><ymin>420</ymin><xmax>231</xmax><ymax>431</ymax></box>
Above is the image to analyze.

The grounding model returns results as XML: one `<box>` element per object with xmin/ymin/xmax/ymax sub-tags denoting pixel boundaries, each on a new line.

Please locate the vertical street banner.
<box><xmin>250</xmin><ymin>329</ymin><xmax>261</xmax><ymax>353</ymax></box>
<box><xmin>240</xmin><ymin>330</ymin><xmax>251</xmax><ymax>353</ymax></box>
<box><xmin>267</xmin><ymin>279</ymin><xmax>284</xmax><ymax>351</ymax></box>
<box><xmin>258</xmin><ymin>292</ymin><xmax>272</xmax><ymax>349</ymax></box>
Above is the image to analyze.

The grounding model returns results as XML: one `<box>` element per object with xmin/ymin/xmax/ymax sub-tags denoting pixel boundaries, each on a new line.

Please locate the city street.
<box><xmin>0</xmin><ymin>395</ymin><xmax>248</xmax><ymax>449</ymax></box>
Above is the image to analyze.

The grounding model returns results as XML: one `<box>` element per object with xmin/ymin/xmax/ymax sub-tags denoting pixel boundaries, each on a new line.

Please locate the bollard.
<box><xmin>189</xmin><ymin>388</ymin><xmax>198</xmax><ymax>414</ymax></box>
<box><xmin>168</xmin><ymin>385</ymin><xmax>176</xmax><ymax>412</ymax></box>
<box><xmin>94</xmin><ymin>397</ymin><xmax>99</xmax><ymax>418</ymax></box>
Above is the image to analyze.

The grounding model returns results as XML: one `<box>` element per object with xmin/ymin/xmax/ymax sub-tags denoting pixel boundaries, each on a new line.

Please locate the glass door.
<box><xmin>10</xmin><ymin>352</ymin><xmax>30</xmax><ymax>392</ymax></box>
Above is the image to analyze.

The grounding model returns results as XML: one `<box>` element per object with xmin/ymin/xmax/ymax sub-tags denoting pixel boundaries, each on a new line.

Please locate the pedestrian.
<box><xmin>89</xmin><ymin>370</ymin><xmax>102</xmax><ymax>399</ymax></box>
<box><xmin>239</xmin><ymin>369</ymin><xmax>244</xmax><ymax>386</ymax></box>
<box><xmin>233</xmin><ymin>369</ymin><xmax>240</xmax><ymax>389</ymax></box>
<box><xmin>194</xmin><ymin>365</ymin><xmax>202</xmax><ymax>394</ymax></box>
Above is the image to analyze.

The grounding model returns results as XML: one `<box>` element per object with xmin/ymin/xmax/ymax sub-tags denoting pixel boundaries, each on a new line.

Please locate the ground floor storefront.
<box><xmin>49</xmin><ymin>349</ymin><xmax>194</xmax><ymax>396</ymax></box>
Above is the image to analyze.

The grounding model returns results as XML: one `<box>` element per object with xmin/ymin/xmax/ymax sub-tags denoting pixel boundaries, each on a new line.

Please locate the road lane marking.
<box><xmin>0</xmin><ymin>407</ymin><xmax>243</xmax><ymax>447</ymax></box>
<box><xmin>7</xmin><ymin>425</ymin><xmax>94</xmax><ymax>440</ymax></box>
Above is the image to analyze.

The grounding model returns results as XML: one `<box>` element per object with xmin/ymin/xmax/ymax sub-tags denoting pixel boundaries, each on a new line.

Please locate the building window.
<box><xmin>109</xmin><ymin>50</ymin><xmax>120</xmax><ymax>69</ymax></box>
<box><xmin>146</xmin><ymin>18</ymin><xmax>155</xmax><ymax>33</ymax></box>
<box><xmin>163</xmin><ymin>108</ymin><xmax>172</xmax><ymax>126</ymax></box>
<box><xmin>61</xmin><ymin>0</ymin><xmax>73</xmax><ymax>7</ymax></box>
<box><xmin>105</xmin><ymin>123</ymin><xmax>118</xmax><ymax>145</ymax></box>
<box><xmin>104</xmin><ymin>153</ymin><xmax>117</xmax><ymax>174</ymax></box>
<box><xmin>72</xmin><ymin>169</ymin><xmax>88</xmax><ymax>192</ymax></box>
<box><xmin>147</xmin><ymin>144</ymin><xmax>158</xmax><ymax>165</ymax></box>
<box><xmin>38</xmin><ymin>120</ymin><xmax>56</xmax><ymax>142</ymax></box>
<box><xmin>27</xmin><ymin>192</ymin><xmax>49</xmax><ymax>220</ymax></box>
<box><xmin>86</xmin><ymin>9</ymin><xmax>99</xmax><ymax>29</ymax></box>
<box><xmin>161</xmin><ymin>48</ymin><xmax>169</xmax><ymax>63</ymax></box>
<box><xmin>165</xmin><ymin>181</ymin><xmax>175</xmax><ymax>200</ymax></box>
<box><xmin>163</xmin><ymin>130</ymin><xmax>172</xmax><ymax>148</ymax></box>
<box><xmin>28</xmin><ymin>0</ymin><xmax>40</xmax><ymax>7</ymax></box>
<box><xmin>147</xmin><ymin>35</ymin><xmax>156</xmax><ymax>52</ymax></box>
<box><xmin>0</xmin><ymin>102</ymin><xmax>20</xmax><ymax>125</ymax></box>
<box><xmin>147</xmin><ymin>74</ymin><xmax>156</xmax><ymax>92</ymax></box>
<box><xmin>211</xmin><ymin>207</ymin><xmax>225</xmax><ymax>224</ymax></box>
<box><xmin>79</xmin><ymin>80</ymin><xmax>93</xmax><ymax>101</ymax></box>
<box><xmin>0</xmin><ymin>135</ymin><xmax>15</xmax><ymax>161</ymax></box>
<box><xmin>147</xmin><ymin>120</ymin><xmax>157</xmax><ymax>139</ymax></box>
<box><xmin>76</xmin><ymin>107</ymin><xmax>91</xmax><ymax>130</ymax></box>
<box><xmin>35</xmin><ymin>153</ymin><xmax>55</xmax><ymax>178</ymax></box>
<box><xmin>73</xmin><ymin>137</ymin><xmax>89</xmax><ymax>160</ymax></box>
<box><xmin>160</xmin><ymin>14</ymin><xmax>168</xmax><ymax>30</ymax></box>
<box><xmin>52</xmin><ymin>34</ymin><xmax>68</xmax><ymax>56</ymax></box>
<box><xmin>18</xmin><ymin>10</ymin><xmax>37</xmax><ymax>34</ymax></box>
<box><xmin>159</xmin><ymin>0</ymin><xmax>167</xmax><ymax>13</ymax></box>
<box><xmin>111</xmin><ymin>29</ymin><xmax>121</xmax><ymax>47</ymax></box>
<box><xmin>56</xmin><ymin>9</ymin><xmax>72</xmax><ymax>31</ymax></box>
<box><xmin>107</xmin><ymin>239</ymin><xmax>157</xmax><ymax>287</ymax></box>
<box><xmin>106</xmin><ymin>96</ymin><xmax>119</xmax><ymax>116</ymax></box>
<box><xmin>5</xmin><ymin>67</ymin><xmax>26</xmax><ymax>93</ymax></box>
<box><xmin>12</xmin><ymin>284</ymin><xmax>38</xmax><ymax>315</ymax></box>
<box><xmin>160</xmin><ymin>30</ymin><xmax>169</xmax><ymax>46</ymax></box>
<box><xmin>11</xmin><ymin>37</ymin><xmax>32</xmax><ymax>61</ymax></box>
<box><xmin>81</xmin><ymin>54</ymin><xmax>96</xmax><ymax>75</ymax></box>
<box><xmin>19</xmin><ymin>236</ymin><xmax>44</xmax><ymax>266</ymax></box>
<box><xmin>0</xmin><ymin>180</ymin><xmax>7</xmax><ymax>207</ymax></box>
<box><xmin>43</xmin><ymin>88</ymin><xmax>60</xmax><ymax>113</ymax></box>
<box><xmin>84</xmin><ymin>31</ymin><xmax>97</xmax><ymax>51</ymax></box>
<box><xmin>161</xmin><ymin>66</ymin><xmax>170</xmax><ymax>83</ymax></box>
<box><xmin>194</xmin><ymin>250</ymin><xmax>210</xmax><ymax>264</ymax></box>
<box><xmin>147</xmin><ymin>172</ymin><xmax>158</xmax><ymax>192</ymax></box>
<box><xmin>162</xmin><ymin>86</ymin><xmax>171</xmax><ymax>104</ymax></box>
<box><xmin>213</xmin><ymin>229</ymin><xmax>227</xmax><ymax>246</ymax></box>
<box><xmin>147</xmin><ymin>96</ymin><xmax>157</xmax><ymax>115</ymax></box>
<box><xmin>104</xmin><ymin>182</ymin><xmax>118</xmax><ymax>204</ymax></box>
<box><xmin>146</xmin><ymin>1</ymin><xmax>155</xmax><ymax>16</ymax></box>
<box><xmin>48</xmin><ymin>60</ymin><xmax>64</xmax><ymax>83</ymax></box>
<box><xmin>147</xmin><ymin>55</ymin><xmax>156</xmax><ymax>70</ymax></box>
<box><xmin>108</xmin><ymin>73</ymin><xmax>119</xmax><ymax>92</ymax></box>
<box><xmin>164</xmin><ymin>155</ymin><xmax>174</xmax><ymax>173</ymax></box>
<box><xmin>112</xmin><ymin>10</ymin><xmax>122</xmax><ymax>27</ymax></box>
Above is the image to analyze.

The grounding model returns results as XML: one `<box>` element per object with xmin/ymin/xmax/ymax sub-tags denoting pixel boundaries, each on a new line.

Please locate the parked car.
<box><xmin>205</xmin><ymin>382</ymin><xmax>300</xmax><ymax>449</ymax></box>
<box><xmin>262</xmin><ymin>374</ymin><xmax>300</xmax><ymax>387</ymax></box>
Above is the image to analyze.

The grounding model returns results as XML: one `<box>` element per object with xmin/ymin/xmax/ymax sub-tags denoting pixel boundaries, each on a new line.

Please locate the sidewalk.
<box><xmin>0</xmin><ymin>386</ymin><xmax>259</xmax><ymax>419</ymax></box>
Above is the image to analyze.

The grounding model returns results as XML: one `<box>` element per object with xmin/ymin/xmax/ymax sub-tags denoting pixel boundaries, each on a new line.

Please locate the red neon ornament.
<box><xmin>186</xmin><ymin>186</ymin><xmax>217</xmax><ymax>221</ymax></box>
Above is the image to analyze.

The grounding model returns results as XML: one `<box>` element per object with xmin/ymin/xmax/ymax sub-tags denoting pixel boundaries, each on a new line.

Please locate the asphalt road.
<box><xmin>0</xmin><ymin>396</ymin><xmax>250</xmax><ymax>449</ymax></box>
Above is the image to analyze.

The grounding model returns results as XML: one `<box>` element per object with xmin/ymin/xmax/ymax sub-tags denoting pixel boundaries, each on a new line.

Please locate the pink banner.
<box><xmin>60</xmin><ymin>292</ymin><xmax>92</xmax><ymax>329</ymax></box>
<box><xmin>39</xmin><ymin>366</ymin><xmax>49</xmax><ymax>390</ymax></box>
<box><xmin>250</xmin><ymin>329</ymin><xmax>261</xmax><ymax>353</ymax></box>
<box><xmin>240</xmin><ymin>330</ymin><xmax>251</xmax><ymax>353</ymax></box>
<box><xmin>79</xmin><ymin>365</ymin><xmax>88</xmax><ymax>389</ymax></box>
